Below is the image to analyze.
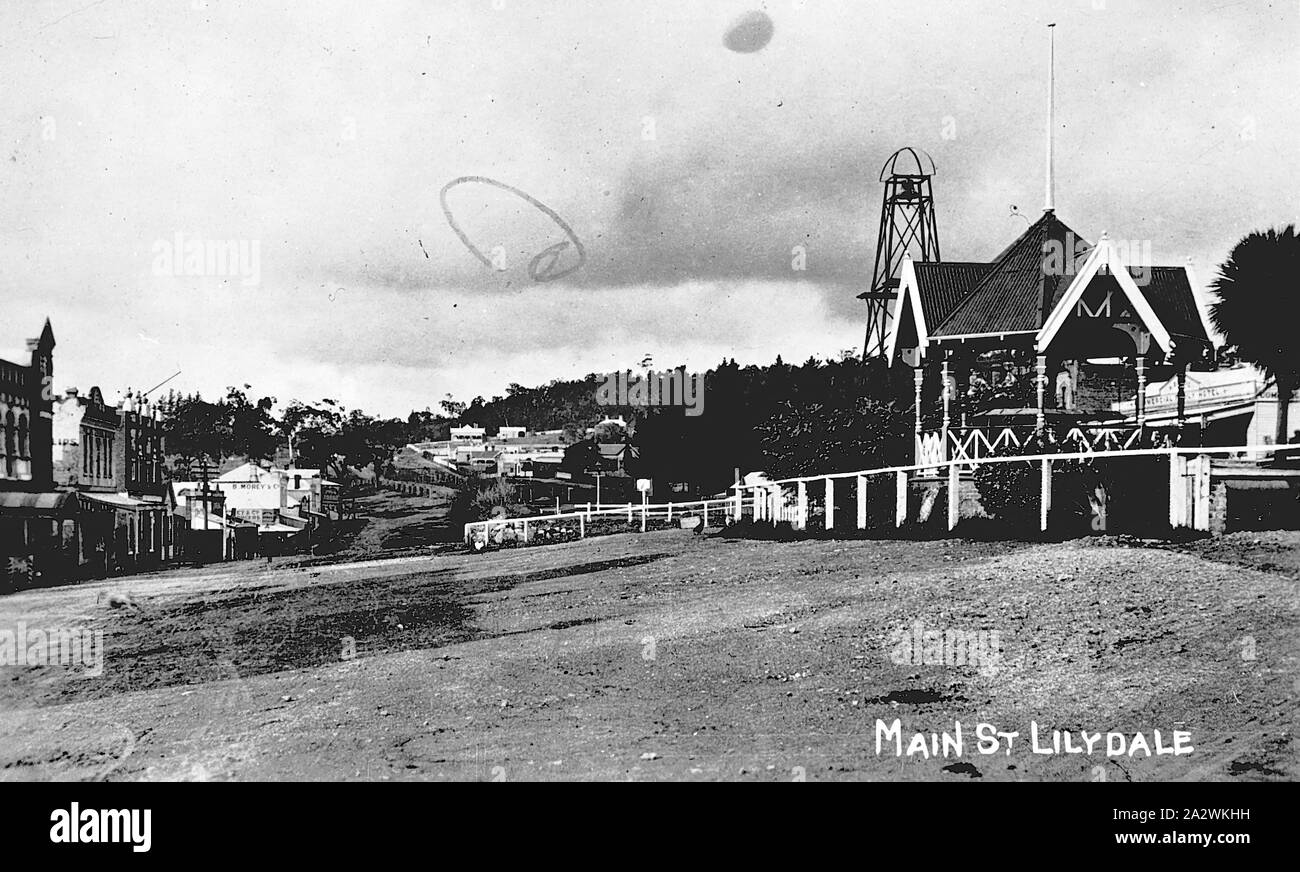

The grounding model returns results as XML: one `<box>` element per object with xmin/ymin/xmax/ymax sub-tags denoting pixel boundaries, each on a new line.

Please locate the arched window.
<box><xmin>16</xmin><ymin>414</ymin><xmax>29</xmax><ymax>478</ymax></box>
<box><xmin>3</xmin><ymin>410</ymin><xmax>15</xmax><ymax>478</ymax></box>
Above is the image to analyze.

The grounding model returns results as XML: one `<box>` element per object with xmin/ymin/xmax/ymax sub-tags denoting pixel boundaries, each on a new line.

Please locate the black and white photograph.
<box><xmin>0</xmin><ymin>0</ymin><xmax>1296</xmax><ymax>834</ymax></box>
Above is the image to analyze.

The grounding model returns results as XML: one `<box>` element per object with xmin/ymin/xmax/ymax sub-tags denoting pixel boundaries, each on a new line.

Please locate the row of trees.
<box><xmin>162</xmin><ymin>387</ymin><xmax>433</xmax><ymax>482</ymax></box>
<box><xmin>157</xmin><ymin>354</ymin><xmax>914</xmax><ymax>496</ymax></box>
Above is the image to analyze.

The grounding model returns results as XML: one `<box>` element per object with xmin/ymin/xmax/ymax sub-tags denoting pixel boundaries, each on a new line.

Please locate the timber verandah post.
<box><xmin>913</xmin><ymin>365</ymin><xmax>925</xmax><ymax>462</ymax></box>
<box><xmin>941</xmin><ymin>349</ymin><xmax>953</xmax><ymax>455</ymax></box>
<box><xmin>1035</xmin><ymin>354</ymin><xmax>1049</xmax><ymax>434</ymax></box>
<box><xmin>1176</xmin><ymin>363</ymin><xmax>1188</xmax><ymax>430</ymax></box>
<box><xmin>1135</xmin><ymin>353</ymin><xmax>1148</xmax><ymax>432</ymax></box>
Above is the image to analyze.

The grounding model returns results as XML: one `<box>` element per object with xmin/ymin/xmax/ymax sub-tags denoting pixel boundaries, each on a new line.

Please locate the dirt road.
<box><xmin>1</xmin><ymin>530</ymin><xmax>1295</xmax><ymax>781</ymax></box>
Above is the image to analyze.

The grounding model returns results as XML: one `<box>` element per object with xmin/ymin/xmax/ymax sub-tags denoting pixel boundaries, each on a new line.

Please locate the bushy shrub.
<box><xmin>972</xmin><ymin>435</ymin><xmax>1099</xmax><ymax>533</ymax></box>
<box><xmin>449</xmin><ymin>475</ymin><xmax>525</xmax><ymax>528</ymax></box>
<box><xmin>973</xmin><ymin>454</ymin><xmax>1040</xmax><ymax>529</ymax></box>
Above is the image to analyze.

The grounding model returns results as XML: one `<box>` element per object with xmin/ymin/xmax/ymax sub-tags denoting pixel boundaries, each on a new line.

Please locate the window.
<box><xmin>4</xmin><ymin>411</ymin><xmax>14</xmax><ymax>478</ymax></box>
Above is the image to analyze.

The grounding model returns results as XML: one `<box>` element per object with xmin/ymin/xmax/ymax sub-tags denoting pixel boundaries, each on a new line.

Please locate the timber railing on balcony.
<box><xmin>919</xmin><ymin>424</ymin><xmax>1147</xmax><ymax>468</ymax></box>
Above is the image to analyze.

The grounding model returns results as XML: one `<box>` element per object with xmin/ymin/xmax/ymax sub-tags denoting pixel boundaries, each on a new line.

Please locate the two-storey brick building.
<box><xmin>0</xmin><ymin>320</ymin><xmax>78</xmax><ymax>589</ymax></box>
<box><xmin>51</xmin><ymin>387</ymin><xmax>176</xmax><ymax>574</ymax></box>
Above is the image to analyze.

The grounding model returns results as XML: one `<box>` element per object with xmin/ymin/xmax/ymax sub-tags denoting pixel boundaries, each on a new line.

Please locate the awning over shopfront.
<box><xmin>0</xmin><ymin>491</ymin><xmax>78</xmax><ymax>518</ymax></box>
<box><xmin>78</xmin><ymin>492</ymin><xmax>166</xmax><ymax>513</ymax></box>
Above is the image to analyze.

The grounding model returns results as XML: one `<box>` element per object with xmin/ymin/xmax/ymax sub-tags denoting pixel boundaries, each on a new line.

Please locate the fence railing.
<box><xmin>464</xmin><ymin>443</ymin><xmax>1299</xmax><ymax>548</ymax></box>
<box><xmin>463</xmin><ymin>497</ymin><xmax>738</xmax><ymax>550</ymax></box>
<box><xmin>388</xmin><ymin>466</ymin><xmax>466</xmax><ymax>485</ymax></box>
<box><xmin>734</xmin><ymin>442</ymin><xmax>1300</xmax><ymax>535</ymax></box>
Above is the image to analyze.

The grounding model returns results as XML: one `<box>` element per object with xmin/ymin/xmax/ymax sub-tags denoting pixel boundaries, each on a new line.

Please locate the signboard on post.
<box><xmin>189</xmin><ymin>462</ymin><xmax>220</xmax><ymax>481</ymax></box>
<box><xmin>319</xmin><ymin>483</ymin><xmax>341</xmax><ymax>518</ymax></box>
<box><xmin>636</xmin><ymin>478</ymin><xmax>651</xmax><ymax>493</ymax></box>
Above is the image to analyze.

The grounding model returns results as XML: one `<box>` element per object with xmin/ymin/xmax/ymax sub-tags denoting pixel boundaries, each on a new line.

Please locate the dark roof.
<box><xmin>886</xmin><ymin>212</ymin><xmax>1208</xmax><ymax>353</ymax></box>
<box><xmin>932</xmin><ymin>212</ymin><xmax>1090</xmax><ymax>337</ymax></box>
<box><xmin>908</xmin><ymin>262</ymin><xmax>994</xmax><ymax>329</ymax></box>
<box><xmin>596</xmin><ymin>443</ymin><xmax>640</xmax><ymax>459</ymax></box>
<box><xmin>1143</xmin><ymin>267</ymin><xmax>1211</xmax><ymax>346</ymax></box>
<box><xmin>0</xmin><ymin>491</ymin><xmax>77</xmax><ymax>517</ymax></box>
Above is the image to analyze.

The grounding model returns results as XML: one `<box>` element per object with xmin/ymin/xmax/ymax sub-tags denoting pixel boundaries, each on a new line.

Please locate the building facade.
<box><xmin>0</xmin><ymin>320</ymin><xmax>68</xmax><ymax>590</ymax></box>
<box><xmin>884</xmin><ymin>211</ymin><xmax>1215</xmax><ymax>466</ymax></box>
<box><xmin>0</xmin><ymin>318</ymin><xmax>55</xmax><ymax>490</ymax></box>
<box><xmin>48</xmin><ymin>386</ymin><xmax>176</xmax><ymax>577</ymax></box>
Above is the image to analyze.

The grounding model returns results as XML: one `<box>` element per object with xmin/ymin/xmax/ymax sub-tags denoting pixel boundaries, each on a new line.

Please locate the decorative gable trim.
<box><xmin>1036</xmin><ymin>236</ymin><xmax>1172</xmax><ymax>355</ymax></box>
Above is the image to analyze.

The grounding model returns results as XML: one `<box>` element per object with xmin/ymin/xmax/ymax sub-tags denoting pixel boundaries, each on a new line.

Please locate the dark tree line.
<box><xmin>159</xmin><ymin>353</ymin><xmax>916</xmax><ymax>494</ymax></box>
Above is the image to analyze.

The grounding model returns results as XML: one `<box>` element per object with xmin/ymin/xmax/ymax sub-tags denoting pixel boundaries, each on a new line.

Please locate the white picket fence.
<box><xmin>464</xmin><ymin>442</ymin><xmax>1299</xmax><ymax>547</ymax></box>
<box><xmin>463</xmin><ymin>497</ymin><xmax>739</xmax><ymax>549</ymax></box>
<box><xmin>734</xmin><ymin>442</ymin><xmax>1300</xmax><ymax>534</ymax></box>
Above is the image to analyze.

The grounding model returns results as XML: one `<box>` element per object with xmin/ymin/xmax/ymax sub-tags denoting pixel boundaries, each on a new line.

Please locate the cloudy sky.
<box><xmin>2</xmin><ymin>0</ymin><xmax>1296</xmax><ymax>416</ymax></box>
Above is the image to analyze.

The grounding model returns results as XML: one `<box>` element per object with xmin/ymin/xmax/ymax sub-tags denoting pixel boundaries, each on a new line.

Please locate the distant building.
<box><xmin>1114</xmin><ymin>365</ymin><xmax>1292</xmax><ymax>447</ymax></box>
<box><xmin>497</xmin><ymin>425</ymin><xmax>526</xmax><ymax>440</ymax></box>
<box><xmin>172</xmin><ymin>461</ymin><xmax>330</xmax><ymax>530</ymax></box>
<box><xmin>586</xmin><ymin>414</ymin><xmax>628</xmax><ymax>436</ymax></box>
<box><xmin>596</xmin><ymin>443</ymin><xmax>639</xmax><ymax>473</ymax></box>
<box><xmin>450</xmin><ymin>424</ymin><xmax>486</xmax><ymax>443</ymax></box>
<box><xmin>52</xmin><ymin>386</ymin><xmax>119</xmax><ymax>492</ymax></box>
<box><xmin>0</xmin><ymin>318</ymin><xmax>55</xmax><ymax>490</ymax></box>
<box><xmin>51</xmin><ymin>387</ymin><xmax>176</xmax><ymax>575</ymax></box>
<box><xmin>0</xmin><ymin>320</ymin><xmax>73</xmax><ymax>589</ymax></box>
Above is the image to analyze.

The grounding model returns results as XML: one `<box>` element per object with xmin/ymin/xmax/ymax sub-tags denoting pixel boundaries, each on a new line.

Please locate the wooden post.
<box><xmin>913</xmin><ymin>366</ymin><xmax>925</xmax><ymax>462</ymax></box>
<box><xmin>1040</xmin><ymin>458</ymin><xmax>1052</xmax><ymax>532</ymax></box>
<box><xmin>895</xmin><ymin>470</ymin><xmax>908</xmax><ymax>528</ymax></box>
<box><xmin>1176</xmin><ymin>364</ymin><xmax>1187</xmax><ymax>430</ymax></box>
<box><xmin>824</xmin><ymin>478</ymin><xmax>834</xmax><ymax>530</ymax></box>
<box><xmin>579</xmin><ymin>514</ymin><xmax>585</xmax><ymax>539</ymax></box>
<box><xmin>856</xmin><ymin>474</ymin><xmax>867</xmax><ymax>530</ymax></box>
<box><xmin>704</xmin><ymin>500</ymin><xmax>710</xmax><ymax>526</ymax></box>
<box><xmin>948</xmin><ymin>463</ymin><xmax>960</xmax><ymax>531</ymax></box>
<box><xmin>1192</xmin><ymin>454</ymin><xmax>1211</xmax><ymax>531</ymax></box>
<box><xmin>1168</xmin><ymin>454</ymin><xmax>1187</xmax><ymax>528</ymax></box>
<box><xmin>523</xmin><ymin>518</ymin><xmax>529</xmax><ymax>544</ymax></box>
<box><xmin>1035</xmin><ymin>354</ymin><xmax>1048</xmax><ymax>433</ymax></box>
<box><xmin>667</xmin><ymin>502</ymin><xmax>673</xmax><ymax>521</ymax></box>
<box><xmin>941</xmin><ymin>350</ymin><xmax>952</xmax><ymax>457</ymax></box>
<box><xmin>796</xmin><ymin>480</ymin><xmax>807</xmax><ymax>530</ymax></box>
<box><xmin>1135</xmin><ymin>354</ymin><xmax>1148</xmax><ymax>432</ymax></box>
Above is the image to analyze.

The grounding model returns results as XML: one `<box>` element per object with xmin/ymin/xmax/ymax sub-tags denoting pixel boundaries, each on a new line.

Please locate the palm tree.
<box><xmin>1210</xmin><ymin>225</ymin><xmax>1300</xmax><ymax>446</ymax></box>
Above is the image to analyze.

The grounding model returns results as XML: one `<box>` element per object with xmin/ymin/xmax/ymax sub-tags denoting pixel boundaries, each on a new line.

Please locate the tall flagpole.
<box><xmin>1045</xmin><ymin>23</ymin><xmax>1056</xmax><ymax>212</ymax></box>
